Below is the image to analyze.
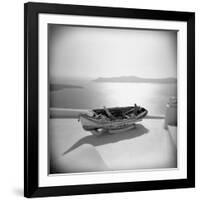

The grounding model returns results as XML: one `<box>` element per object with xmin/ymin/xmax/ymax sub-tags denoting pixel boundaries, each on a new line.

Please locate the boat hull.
<box><xmin>79</xmin><ymin>114</ymin><xmax>141</xmax><ymax>131</ymax></box>
<box><xmin>79</xmin><ymin>105</ymin><xmax>148</xmax><ymax>135</ymax></box>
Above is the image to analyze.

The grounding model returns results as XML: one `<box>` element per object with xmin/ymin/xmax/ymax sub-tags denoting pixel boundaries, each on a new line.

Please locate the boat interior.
<box><xmin>92</xmin><ymin>105</ymin><xmax>147</xmax><ymax>120</ymax></box>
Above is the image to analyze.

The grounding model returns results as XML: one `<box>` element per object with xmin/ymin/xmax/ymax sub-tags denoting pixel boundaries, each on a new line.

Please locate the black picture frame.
<box><xmin>24</xmin><ymin>2</ymin><xmax>195</xmax><ymax>198</ymax></box>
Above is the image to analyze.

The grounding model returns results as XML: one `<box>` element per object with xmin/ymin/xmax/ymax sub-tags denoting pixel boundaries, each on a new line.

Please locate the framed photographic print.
<box><xmin>24</xmin><ymin>2</ymin><xmax>195</xmax><ymax>198</ymax></box>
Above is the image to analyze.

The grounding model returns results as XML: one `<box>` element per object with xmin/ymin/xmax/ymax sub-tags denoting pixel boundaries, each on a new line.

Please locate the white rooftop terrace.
<box><xmin>49</xmin><ymin>108</ymin><xmax>177</xmax><ymax>174</ymax></box>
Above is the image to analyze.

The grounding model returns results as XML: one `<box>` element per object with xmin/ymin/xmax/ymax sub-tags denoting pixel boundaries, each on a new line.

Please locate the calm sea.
<box><xmin>50</xmin><ymin>81</ymin><xmax>177</xmax><ymax>116</ymax></box>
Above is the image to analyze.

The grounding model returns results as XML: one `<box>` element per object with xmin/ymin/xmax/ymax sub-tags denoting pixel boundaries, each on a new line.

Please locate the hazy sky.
<box><xmin>48</xmin><ymin>24</ymin><xmax>177</xmax><ymax>80</ymax></box>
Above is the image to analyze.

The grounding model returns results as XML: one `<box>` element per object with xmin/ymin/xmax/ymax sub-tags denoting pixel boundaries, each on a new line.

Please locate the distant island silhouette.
<box><xmin>94</xmin><ymin>76</ymin><xmax>177</xmax><ymax>84</ymax></box>
<box><xmin>50</xmin><ymin>84</ymin><xmax>83</xmax><ymax>91</ymax></box>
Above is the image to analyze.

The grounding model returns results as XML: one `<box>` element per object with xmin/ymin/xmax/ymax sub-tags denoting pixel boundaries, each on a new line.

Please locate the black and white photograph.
<box><xmin>48</xmin><ymin>24</ymin><xmax>178</xmax><ymax>174</ymax></box>
<box><xmin>24</xmin><ymin>2</ymin><xmax>195</xmax><ymax>197</ymax></box>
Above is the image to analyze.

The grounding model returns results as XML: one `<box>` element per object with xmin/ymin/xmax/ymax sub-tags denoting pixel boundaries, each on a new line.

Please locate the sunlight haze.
<box><xmin>48</xmin><ymin>25</ymin><xmax>177</xmax><ymax>81</ymax></box>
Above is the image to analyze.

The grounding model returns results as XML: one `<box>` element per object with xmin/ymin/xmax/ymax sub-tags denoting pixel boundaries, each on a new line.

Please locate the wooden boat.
<box><xmin>79</xmin><ymin>104</ymin><xmax>148</xmax><ymax>136</ymax></box>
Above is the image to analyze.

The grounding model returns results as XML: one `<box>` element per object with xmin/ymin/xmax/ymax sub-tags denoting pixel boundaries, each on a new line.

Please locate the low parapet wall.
<box><xmin>49</xmin><ymin>108</ymin><xmax>165</xmax><ymax>119</ymax></box>
<box><xmin>50</xmin><ymin>108</ymin><xmax>89</xmax><ymax>118</ymax></box>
